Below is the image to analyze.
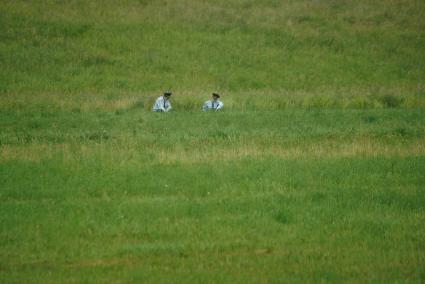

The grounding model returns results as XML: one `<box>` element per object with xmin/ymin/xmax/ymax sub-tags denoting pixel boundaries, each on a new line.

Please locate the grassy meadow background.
<box><xmin>1</xmin><ymin>0</ymin><xmax>425</xmax><ymax>282</ymax></box>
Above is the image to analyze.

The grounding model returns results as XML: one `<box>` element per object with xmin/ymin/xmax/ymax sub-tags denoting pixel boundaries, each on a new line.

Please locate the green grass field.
<box><xmin>1</xmin><ymin>0</ymin><xmax>425</xmax><ymax>283</ymax></box>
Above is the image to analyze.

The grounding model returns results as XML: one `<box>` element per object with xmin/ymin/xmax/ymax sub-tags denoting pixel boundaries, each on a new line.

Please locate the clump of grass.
<box><xmin>273</xmin><ymin>210</ymin><xmax>293</xmax><ymax>225</ymax></box>
<box><xmin>379</xmin><ymin>95</ymin><xmax>404</xmax><ymax>108</ymax></box>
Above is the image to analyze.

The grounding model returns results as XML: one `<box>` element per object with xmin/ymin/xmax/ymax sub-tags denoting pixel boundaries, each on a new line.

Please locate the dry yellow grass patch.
<box><xmin>2</xmin><ymin>137</ymin><xmax>424</xmax><ymax>165</ymax></box>
<box><xmin>0</xmin><ymin>143</ymin><xmax>71</xmax><ymax>162</ymax></box>
<box><xmin>153</xmin><ymin>138</ymin><xmax>425</xmax><ymax>164</ymax></box>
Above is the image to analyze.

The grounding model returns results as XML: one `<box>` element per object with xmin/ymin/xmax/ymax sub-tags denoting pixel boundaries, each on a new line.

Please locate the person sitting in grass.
<box><xmin>202</xmin><ymin>93</ymin><xmax>224</xmax><ymax>111</ymax></box>
<box><xmin>153</xmin><ymin>92</ymin><xmax>172</xmax><ymax>112</ymax></box>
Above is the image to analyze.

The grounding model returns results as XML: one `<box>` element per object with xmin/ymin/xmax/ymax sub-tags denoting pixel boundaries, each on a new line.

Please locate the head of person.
<box><xmin>163</xmin><ymin>92</ymin><xmax>172</xmax><ymax>100</ymax></box>
<box><xmin>212</xmin><ymin>93</ymin><xmax>220</xmax><ymax>101</ymax></box>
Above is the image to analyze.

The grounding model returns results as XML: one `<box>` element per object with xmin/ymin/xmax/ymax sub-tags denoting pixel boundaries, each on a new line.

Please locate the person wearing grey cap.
<box><xmin>152</xmin><ymin>92</ymin><xmax>172</xmax><ymax>112</ymax></box>
<box><xmin>202</xmin><ymin>93</ymin><xmax>224</xmax><ymax>111</ymax></box>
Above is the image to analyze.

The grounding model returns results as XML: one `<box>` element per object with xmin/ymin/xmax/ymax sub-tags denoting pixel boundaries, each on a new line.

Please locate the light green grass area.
<box><xmin>1</xmin><ymin>0</ymin><xmax>425</xmax><ymax>283</ymax></box>
<box><xmin>1</xmin><ymin>0</ymin><xmax>425</xmax><ymax>94</ymax></box>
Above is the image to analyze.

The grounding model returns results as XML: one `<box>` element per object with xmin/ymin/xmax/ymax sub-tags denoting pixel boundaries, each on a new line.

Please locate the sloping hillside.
<box><xmin>1</xmin><ymin>0</ymin><xmax>424</xmax><ymax>94</ymax></box>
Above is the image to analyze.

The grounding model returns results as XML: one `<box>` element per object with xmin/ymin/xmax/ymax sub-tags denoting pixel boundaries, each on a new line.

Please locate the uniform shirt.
<box><xmin>203</xmin><ymin>100</ymin><xmax>223</xmax><ymax>111</ymax></box>
<box><xmin>152</xmin><ymin>96</ymin><xmax>172</xmax><ymax>112</ymax></box>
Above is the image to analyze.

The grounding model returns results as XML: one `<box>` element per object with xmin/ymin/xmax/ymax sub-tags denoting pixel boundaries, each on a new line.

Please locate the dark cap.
<box><xmin>212</xmin><ymin>93</ymin><xmax>220</xmax><ymax>98</ymax></box>
<box><xmin>164</xmin><ymin>92</ymin><xmax>172</xmax><ymax>97</ymax></box>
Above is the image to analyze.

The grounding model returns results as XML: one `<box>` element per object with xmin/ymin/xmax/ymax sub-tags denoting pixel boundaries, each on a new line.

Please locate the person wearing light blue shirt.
<box><xmin>153</xmin><ymin>92</ymin><xmax>172</xmax><ymax>112</ymax></box>
<box><xmin>203</xmin><ymin>93</ymin><xmax>223</xmax><ymax>111</ymax></box>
